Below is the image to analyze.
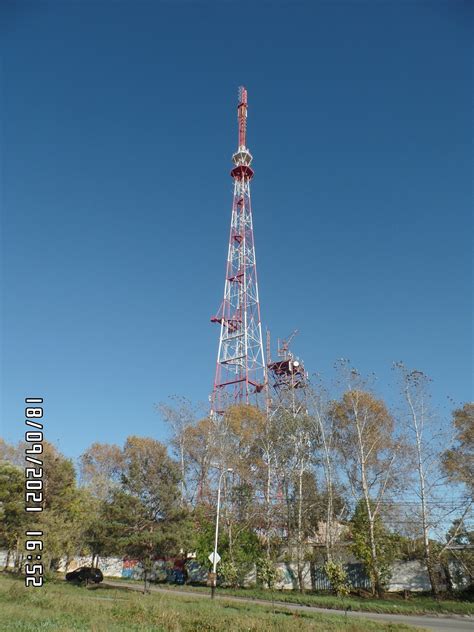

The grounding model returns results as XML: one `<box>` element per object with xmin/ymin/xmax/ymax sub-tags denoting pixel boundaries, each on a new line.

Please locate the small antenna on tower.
<box><xmin>237</xmin><ymin>86</ymin><xmax>248</xmax><ymax>149</ymax></box>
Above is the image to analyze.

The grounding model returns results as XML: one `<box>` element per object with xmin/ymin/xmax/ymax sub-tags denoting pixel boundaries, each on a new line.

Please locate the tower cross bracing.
<box><xmin>211</xmin><ymin>87</ymin><xmax>266</xmax><ymax>416</ymax></box>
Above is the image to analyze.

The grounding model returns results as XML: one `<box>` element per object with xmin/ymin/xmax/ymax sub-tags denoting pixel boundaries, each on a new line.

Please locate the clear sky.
<box><xmin>1</xmin><ymin>1</ymin><xmax>472</xmax><ymax>460</ymax></box>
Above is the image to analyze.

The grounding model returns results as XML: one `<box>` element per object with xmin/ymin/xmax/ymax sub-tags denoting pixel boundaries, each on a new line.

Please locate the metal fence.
<box><xmin>311</xmin><ymin>563</ymin><xmax>371</xmax><ymax>591</ymax></box>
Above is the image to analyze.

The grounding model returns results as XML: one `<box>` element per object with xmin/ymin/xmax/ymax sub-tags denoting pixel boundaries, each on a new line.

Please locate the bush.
<box><xmin>256</xmin><ymin>557</ymin><xmax>280</xmax><ymax>590</ymax></box>
<box><xmin>324</xmin><ymin>561</ymin><xmax>350</xmax><ymax>598</ymax></box>
<box><xmin>219</xmin><ymin>559</ymin><xmax>239</xmax><ymax>587</ymax></box>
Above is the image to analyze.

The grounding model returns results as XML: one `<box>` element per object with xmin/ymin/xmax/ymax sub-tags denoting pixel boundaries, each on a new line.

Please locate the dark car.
<box><xmin>65</xmin><ymin>566</ymin><xmax>104</xmax><ymax>584</ymax></box>
<box><xmin>165</xmin><ymin>568</ymin><xmax>186</xmax><ymax>585</ymax></box>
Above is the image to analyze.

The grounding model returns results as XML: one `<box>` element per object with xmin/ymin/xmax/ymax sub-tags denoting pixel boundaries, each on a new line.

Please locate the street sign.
<box><xmin>208</xmin><ymin>551</ymin><xmax>221</xmax><ymax>565</ymax></box>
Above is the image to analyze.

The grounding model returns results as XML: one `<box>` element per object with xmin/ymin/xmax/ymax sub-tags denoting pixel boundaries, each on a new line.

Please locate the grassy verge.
<box><xmin>107</xmin><ymin>576</ymin><xmax>474</xmax><ymax>616</ymax></box>
<box><xmin>0</xmin><ymin>573</ymin><xmax>422</xmax><ymax>631</ymax></box>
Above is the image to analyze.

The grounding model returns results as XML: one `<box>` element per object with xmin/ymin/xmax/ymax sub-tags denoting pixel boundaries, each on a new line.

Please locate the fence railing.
<box><xmin>311</xmin><ymin>563</ymin><xmax>371</xmax><ymax>591</ymax></box>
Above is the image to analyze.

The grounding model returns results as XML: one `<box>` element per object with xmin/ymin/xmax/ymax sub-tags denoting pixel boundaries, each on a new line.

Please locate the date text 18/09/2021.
<box><xmin>24</xmin><ymin>398</ymin><xmax>44</xmax><ymax>587</ymax></box>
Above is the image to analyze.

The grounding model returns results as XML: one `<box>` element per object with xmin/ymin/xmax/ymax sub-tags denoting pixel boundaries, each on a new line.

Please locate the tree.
<box><xmin>194</xmin><ymin>517</ymin><xmax>262</xmax><ymax>587</ymax></box>
<box><xmin>294</xmin><ymin>472</ymin><xmax>346</xmax><ymax>543</ymax></box>
<box><xmin>397</xmin><ymin>367</ymin><xmax>473</xmax><ymax>597</ymax></box>
<box><xmin>444</xmin><ymin>519</ymin><xmax>474</xmax><ymax>589</ymax></box>
<box><xmin>443</xmin><ymin>403</ymin><xmax>473</xmax><ymax>496</ymax></box>
<box><xmin>258</xmin><ymin>409</ymin><xmax>282</xmax><ymax>559</ymax></box>
<box><xmin>0</xmin><ymin>463</ymin><xmax>28</xmax><ymax>569</ymax></box>
<box><xmin>119</xmin><ymin>436</ymin><xmax>186</xmax><ymax>591</ymax></box>
<box><xmin>396</xmin><ymin>365</ymin><xmax>446</xmax><ymax>597</ymax></box>
<box><xmin>37</xmin><ymin>443</ymin><xmax>95</xmax><ymax>572</ymax></box>
<box><xmin>102</xmin><ymin>490</ymin><xmax>157</xmax><ymax>590</ymax></box>
<box><xmin>40</xmin><ymin>488</ymin><xmax>97</xmax><ymax>573</ymax></box>
<box><xmin>350</xmin><ymin>500</ymin><xmax>400</xmax><ymax>591</ymax></box>
<box><xmin>41</xmin><ymin>442</ymin><xmax>76</xmax><ymax>511</ymax></box>
<box><xmin>217</xmin><ymin>405</ymin><xmax>267</xmax><ymax>566</ymax></box>
<box><xmin>79</xmin><ymin>442</ymin><xmax>124</xmax><ymax>501</ymax></box>
<box><xmin>272</xmin><ymin>408</ymin><xmax>314</xmax><ymax>592</ymax></box>
<box><xmin>0</xmin><ymin>439</ymin><xmax>102</xmax><ymax>573</ymax></box>
<box><xmin>331</xmin><ymin>369</ymin><xmax>401</xmax><ymax>597</ymax></box>
<box><xmin>218</xmin><ymin>404</ymin><xmax>281</xmax><ymax>561</ymax></box>
<box><xmin>180</xmin><ymin>417</ymin><xmax>217</xmax><ymax>503</ymax></box>
<box><xmin>156</xmin><ymin>396</ymin><xmax>201</xmax><ymax>504</ymax></box>
<box><xmin>308</xmin><ymin>382</ymin><xmax>343</xmax><ymax>562</ymax></box>
<box><xmin>0</xmin><ymin>439</ymin><xmax>24</xmax><ymax>468</ymax></box>
<box><xmin>80</xmin><ymin>435</ymin><xmax>192</xmax><ymax>588</ymax></box>
<box><xmin>121</xmin><ymin>436</ymin><xmax>181</xmax><ymax>516</ymax></box>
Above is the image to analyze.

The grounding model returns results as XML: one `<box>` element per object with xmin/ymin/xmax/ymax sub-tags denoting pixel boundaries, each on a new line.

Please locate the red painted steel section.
<box><xmin>237</xmin><ymin>86</ymin><xmax>248</xmax><ymax>148</ymax></box>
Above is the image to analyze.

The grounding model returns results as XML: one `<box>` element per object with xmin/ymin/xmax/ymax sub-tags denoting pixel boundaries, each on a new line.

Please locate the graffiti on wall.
<box><xmin>122</xmin><ymin>559</ymin><xmax>141</xmax><ymax>579</ymax></box>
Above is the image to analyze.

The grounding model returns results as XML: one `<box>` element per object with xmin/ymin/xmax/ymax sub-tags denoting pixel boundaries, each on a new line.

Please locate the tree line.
<box><xmin>0</xmin><ymin>362</ymin><xmax>472</xmax><ymax>597</ymax></box>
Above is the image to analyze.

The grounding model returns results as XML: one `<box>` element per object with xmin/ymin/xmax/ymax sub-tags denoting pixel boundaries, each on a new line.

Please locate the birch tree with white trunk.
<box><xmin>395</xmin><ymin>364</ymin><xmax>472</xmax><ymax>597</ymax></box>
<box><xmin>307</xmin><ymin>382</ymin><xmax>340</xmax><ymax>562</ymax></box>
<box><xmin>332</xmin><ymin>364</ymin><xmax>402</xmax><ymax>597</ymax></box>
<box><xmin>156</xmin><ymin>396</ymin><xmax>201</xmax><ymax>504</ymax></box>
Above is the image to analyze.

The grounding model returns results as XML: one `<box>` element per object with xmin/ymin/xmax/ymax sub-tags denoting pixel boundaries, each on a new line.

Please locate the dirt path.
<box><xmin>102</xmin><ymin>580</ymin><xmax>474</xmax><ymax>632</ymax></box>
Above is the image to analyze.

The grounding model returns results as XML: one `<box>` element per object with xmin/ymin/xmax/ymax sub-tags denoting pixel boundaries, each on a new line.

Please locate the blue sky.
<box><xmin>1</xmin><ymin>1</ymin><xmax>472</xmax><ymax>460</ymax></box>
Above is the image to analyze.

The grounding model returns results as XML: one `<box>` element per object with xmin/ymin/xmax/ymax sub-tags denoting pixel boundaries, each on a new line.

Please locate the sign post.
<box><xmin>207</xmin><ymin>572</ymin><xmax>217</xmax><ymax>587</ymax></box>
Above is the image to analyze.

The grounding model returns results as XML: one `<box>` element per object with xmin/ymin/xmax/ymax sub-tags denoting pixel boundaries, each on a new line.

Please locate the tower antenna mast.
<box><xmin>211</xmin><ymin>87</ymin><xmax>266</xmax><ymax>415</ymax></box>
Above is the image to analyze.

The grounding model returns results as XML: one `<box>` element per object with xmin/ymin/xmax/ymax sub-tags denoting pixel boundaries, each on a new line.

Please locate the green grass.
<box><xmin>0</xmin><ymin>573</ymin><xmax>422</xmax><ymax>632</ymax></box>
<box><xmin>109</xmin><ymin>576</ymin><xmax>474</xmax><ymax>616</ymax></box>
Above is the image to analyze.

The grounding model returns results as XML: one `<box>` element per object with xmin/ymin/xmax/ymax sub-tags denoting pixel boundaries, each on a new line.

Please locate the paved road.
<box><xmin>103</xmin><ymin>580</ymin><xmax>473</xmax><ymax>632</ymax></box>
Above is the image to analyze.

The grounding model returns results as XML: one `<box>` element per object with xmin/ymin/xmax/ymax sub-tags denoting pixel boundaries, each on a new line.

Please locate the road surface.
<box><xmin>102</xmin><ymin>580</ymin><xmax>473</xmax><ymax>632</ymax></box>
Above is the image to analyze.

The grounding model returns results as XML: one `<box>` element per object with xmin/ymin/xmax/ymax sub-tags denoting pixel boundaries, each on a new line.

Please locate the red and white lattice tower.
<box><xmin>210</xmin><ymin>87</ymin><xmax>266</xmax><ymax>416</ymax></box>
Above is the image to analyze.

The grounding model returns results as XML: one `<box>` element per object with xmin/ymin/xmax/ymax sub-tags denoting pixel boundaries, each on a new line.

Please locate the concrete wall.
<box><xmin>0</xmin><ymin>551</ymin><xmax>11</xmax><ymax>568</ymax></box>
<box><xmin>0</xmin><ymin>550</ymin><xmax>467</xmax><ymax>592</ymax></box>
<box><xmin>275</xmin><ymin>562</ymin><xmax>312</xmax><ymax>590</ymax></box>
<box><xmin>58</xmin><ymin>556</ymin><xmax>124</xmax><ymax>578</ymax></box>
<box><xmin>389</xmin><ymin>560</ymin><xmax>432</xmax><ymax>592</ymax></box>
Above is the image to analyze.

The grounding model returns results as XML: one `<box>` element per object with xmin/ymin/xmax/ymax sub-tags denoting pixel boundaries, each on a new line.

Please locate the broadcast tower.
<box><xmin>211</xmin><ymin>87</ymin><xmax>266</xmax><ymax>416</ymax></box>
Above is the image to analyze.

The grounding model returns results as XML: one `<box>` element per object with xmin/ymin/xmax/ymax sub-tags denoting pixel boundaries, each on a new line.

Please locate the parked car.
<box><xmin>165</xmin><ymin>568</ymin><xmax>186</xmax><ymax>585</ymax></box>
<box><xmin>65</xmin><ymin>566</ymin><xmax>104</xmax><ymax>584</ymax></box>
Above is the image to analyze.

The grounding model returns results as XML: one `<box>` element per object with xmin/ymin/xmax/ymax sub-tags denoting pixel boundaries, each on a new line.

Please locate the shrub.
<box><xmin>324</xmin><ymin>561</ymin><xmax>350</xmax><ymax>598</ymax></box>
<box><xmin>256</xmin><ymin>557</ymin><xmax>280</xmax><ymax>590</ymax></box>
<box><xmin>219</xmin><ymin>559</ymin><xmax>239</xmax><ymax>587</ymax></box>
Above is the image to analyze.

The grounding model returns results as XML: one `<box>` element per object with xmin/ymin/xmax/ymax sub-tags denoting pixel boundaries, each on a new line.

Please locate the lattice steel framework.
<box><xmin>267</xmin><ymin>331</ymin><xmax>309</xmax><ymax>418</ymax></box>
<box><xmin>211</xmin><ymin>87</ymin><xmax>266</xmax><ymax>416</ymax></box>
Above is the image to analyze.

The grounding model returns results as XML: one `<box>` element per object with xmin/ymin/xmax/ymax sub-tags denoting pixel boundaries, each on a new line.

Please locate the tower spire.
<box><xmin>237</xmin><ymin>86</ymin><xmax>248</xmax><ymax>149</ymax></box>
<box><xmin>211</xmin><ymin>87</ymin><xmax>266</xmax><ymax>415</ymax></box>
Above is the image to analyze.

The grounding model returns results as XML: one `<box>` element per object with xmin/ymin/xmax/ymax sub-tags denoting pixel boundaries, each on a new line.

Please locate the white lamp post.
<box><xmin>210</xmin><ymin>466</ymin><xmax>233</xmax><ymax>599</ymax></box>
